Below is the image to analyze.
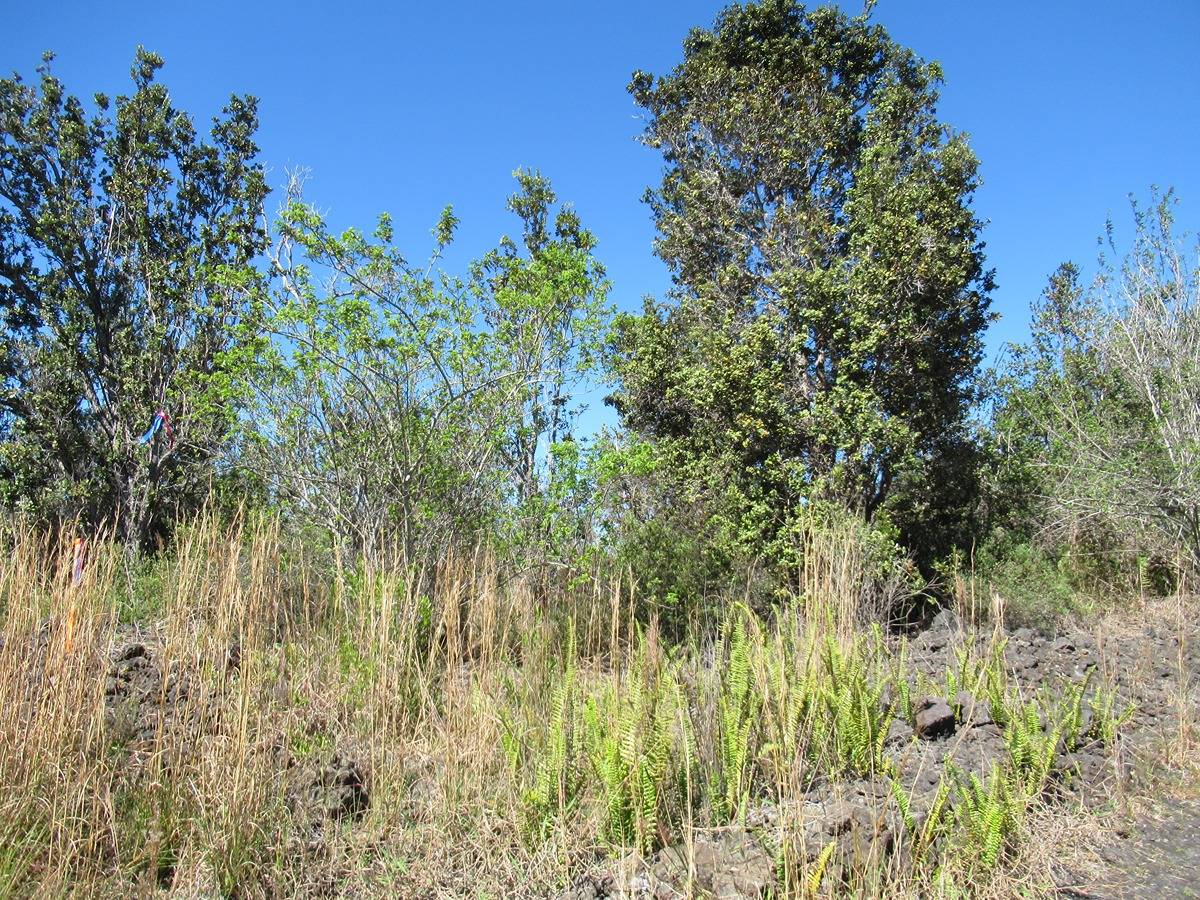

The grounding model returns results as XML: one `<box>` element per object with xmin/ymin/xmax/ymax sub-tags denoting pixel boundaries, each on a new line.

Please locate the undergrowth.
<box><xmin>0</xmin><ymin>517</ymin><xmax>1142</xmax><ymax>897</ymax></box>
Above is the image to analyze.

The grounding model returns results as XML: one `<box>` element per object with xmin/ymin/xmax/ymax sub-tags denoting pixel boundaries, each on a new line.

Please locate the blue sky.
<box><xmin>6</xmin><ymin>0</ymin><xmax>1199</xmax><ymax>426</ymax></box>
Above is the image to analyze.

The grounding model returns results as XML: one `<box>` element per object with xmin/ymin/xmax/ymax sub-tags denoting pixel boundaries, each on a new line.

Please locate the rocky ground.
<box><xmin>558</xmin><ymin>602</ymin><xmax>1200</xmax><ymax>899</ymax></box>
<box><xmin>102</xmin><ymin>635</ymin><xmax>371</xmax><ymax>837</ymax></box>
<box><xmin>25</xmin><ymin>597</ymin><xmax>1194</xmax><ymax>898</ymax></box>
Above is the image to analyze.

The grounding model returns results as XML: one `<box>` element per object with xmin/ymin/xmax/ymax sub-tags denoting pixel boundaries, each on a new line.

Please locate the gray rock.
<box><xmin>914</xmin><ymin>697</ymin><xmax>956</xmax><ymax>740</ymax></box>
<box><xmin>651</xmin><ymin>829</ymin><xmax>773</xmax><ymax>898</ymax></box>
<box><xmin>115</xmin><ymin>642</ymin><xmax>148</xmax><ymax>662</ymax></box>
<box><xmin>885</xmin><ymin>719</ymin><xmax>913</xmax><ymax>746</ymax></box>
<box><xmin>954</xmin><ymin>690</ymin><xmax>993</xmax><ymax>727</ymax></box>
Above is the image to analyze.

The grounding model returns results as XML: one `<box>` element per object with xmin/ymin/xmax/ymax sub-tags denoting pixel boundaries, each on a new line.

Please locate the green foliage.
<box><xmin>954</xmin><ymin>763</ymin><xmax>1021</xmax><ymax>874</ymax></box>
<box><xmin>943</xmin><ymin>640</ymin><xmax>988</xmax><ymax>702</ymax></box>
<box><xmin>989</xmin><ymin>191</ymin><xmax>1200</xmax><ymax>590</ymax></box>
<box><xmin>336</xmin><ymin>633</ymin><xmax>375</xmax><ymax>705</ymax></box>
<box><xmin>582</xmin><ymin>636</ymin><xmax>688</xmax><ymax>853</ymax></box>
<box><xmin>245</xmin><ymin>186</ymin><xmax>498</xmax><ymax>559</ymax></box>
<box><xmin>1088</xmin><ymin>684</ymin><xmax>1135</xmax><ymax>747</ymax></box>
<box><xmin>1001</xmin><ymin>697</ymin><xmax>1059</xmax><ymax>796</ymax></box>
<box><xmin>0</xmin><ymin>49</ymin><xmax>268</xmax><ymax>546</ymax></box>
<box><xmin>522</xmin><ymin>624</ymin><xmax>582</xmax><ymax>837</ymax></box>
<box><xmin>113</xmin><ymin>784</ymin><xmax>189</xmax><ymax>887</ymax></box>
<box><xmin>0</xmin><ymin>813</ymin><xmax>46</xmax><ymax>896</ymax></box>
<box><xmin>1060</xmin><ymin>676</ymin><xmax>1134</xmax><ymax>749</ymax></box>
<box><xmin>610</xmin><ymin>0</ymin><xmax>993</xmax><ymax>574</ymax></box>
<box><xmin>514</xmin><ymin>627</ymin><xmax>702</xmax><ymax>852</ymax></box>
<box><xmin>710</xmin><ymin>607</ymin><xmax>759</xmax><ymax>822</ymax></box>
<box><xmin>246</xmin><ymin>171</ymin><xmax>611</xmax><ymax>563</ymax></box>
<box><xmin>971</xmin><ymin>539</ymin><xmax>1086</xmax><ymax>628</ymax></box>
<box><xmin>806</xmin><ymin>839</ymin><xmax>837</xmax><ymax>897</ymax></box>
<box><xmin>812</xmin><ymin>633</ymin><xmax>891</xmax><ymax>777</ymax></box>
<box><xmin>892</xmin><ymin>774</ymin><xmax>951</xmax><ymax>867</ymax></box>
<box><xmin>891</xmin><ymin>640</ymin><xmax>914</xmax><ymax>726</ymax></box>
<box><xmin>109</xmin><ymin>551</ymin><xmax>170</xmax><ymax>623</ymax></box>
<box><xmin>758</xmin><ymin>627</ymin><xmax>811</xmax><ymax>790</ymax></box>
<box><xmin>471</xmin><ymin>170</ymin><xmax>612</xmax><ymax>561</ymax></box>
<box><xmin>610</xmin><ymin>497</ymin><xmax>745</xmax><ymax>636</ymax></box>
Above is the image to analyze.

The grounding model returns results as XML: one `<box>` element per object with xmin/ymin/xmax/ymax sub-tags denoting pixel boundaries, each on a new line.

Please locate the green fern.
<box><xmin>919</xmin><ymin>776</ymin><xmax>952</xmax><ymax>861</ymax></box>
<box><xmin>955</xmin><ymin>763</ymin><xmax>1020</xmax><ymax>873</ymax></box>
<box><xmin>1087</xmin><ymin>682</ymin><xmax>1134</xmax><ymax>746</ymax></box>
<box><xmin>980</xmin><ymin>638</ymin><xmax>1011</xmax><ymax>729</ymax></box>
<box><xmin>891</xmin><ymin>775</ymin><xmax>949</xmax><ymax>867</ymax></box>
<box><xmin>943</xmin><ymin>638</ymin><xmax>989</xmax><ymax>702</ymax></box>
<box><xmin>583</xmin><ymin>633</ymin><xmax>683</xmax><ymax>853</ymax></box>
<box><xmin>813</xmin><ymin>633</ymin><xmax>890</xmax><ymax>777</ymax></box>
<box><xmin>759</xmin><ymin>625</ymin><xmax>818</xmax><ymax>794</ymax></box>
<box><xmin>806</xmin><ymin>839</ymin><xmax>837</xmax><ymax>897</ymax></box>
<box><xmin>1002</xmin><ymin>696</ymin><xmax>1059</xmax><ymax>795</ymax></box>
<box><xmin>1057</xmin><ymin>676</ymin><xmax>1089</xmax><ymax>752</ymax></box>
<box><xmin>711</xmin><ymin>606</ymin><xmax>760</xmax><ymax>823</ymax></box>
<box><xmin>522</xmin><ymin>621</ymin><xmax>581</xmax><ymax>837</ymax></box>
<box><xmin>892</xmin><ymin>639</ymin><xmax>914</xmax><ymax>725</ymax></box>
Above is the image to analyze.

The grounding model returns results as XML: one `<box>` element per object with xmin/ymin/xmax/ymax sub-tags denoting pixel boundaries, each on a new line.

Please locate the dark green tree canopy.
<box><xmin>610</xmin><ymin>0</ymin><xmax>993</xmax><ymax>561</ymax></box>
<box><xmin>0</xmin><ymin>49</ymin><xmax>268</xmax><ymax>544</ymax></box>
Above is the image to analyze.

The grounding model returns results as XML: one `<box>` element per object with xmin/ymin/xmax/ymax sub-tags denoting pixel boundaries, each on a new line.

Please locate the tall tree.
<box><xmin>0</xmin><ymin>49</ymin><xmax>267</xmax><ymax>545</ymax></box>
<box><xmin>609</xmin><ymin>0</ymin><xmax>993</xmax><ymax>563</ymax></box>
<box><xmin>472</xmin><ymin>170</ymin><xmax>611</xmax><ymax>551</ymax></box>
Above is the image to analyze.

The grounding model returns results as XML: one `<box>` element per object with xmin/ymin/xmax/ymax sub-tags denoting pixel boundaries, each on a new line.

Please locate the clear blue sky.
<box><xmin>7</xmin><ymin>0</ymin><xmax>1199</xmax><ymax>421</ymax></box>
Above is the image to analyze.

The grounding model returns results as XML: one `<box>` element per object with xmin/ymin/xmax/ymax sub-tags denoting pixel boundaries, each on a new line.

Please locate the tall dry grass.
<box><xmin>0</xmin><ymin>511</ymin><xmax>1147</xmax><ymax>898</ymax></box>
<box><xmin>0</xmin><ymin>513</ymin><xmax>632</xmax><ymax>895</ymax></box>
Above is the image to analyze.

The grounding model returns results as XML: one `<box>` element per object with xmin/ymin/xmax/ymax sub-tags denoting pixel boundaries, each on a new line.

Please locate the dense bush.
<box><xmin>980</xmin><ymin>192</ymin><xmax>1199</xmax><ymax>615</ymax></box>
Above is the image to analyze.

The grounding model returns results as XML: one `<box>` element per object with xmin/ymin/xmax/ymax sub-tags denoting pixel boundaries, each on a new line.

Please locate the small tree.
<box><xmin>472</xmin><ymin>170</ymin><xmax>611</xmax><ymax>556</ymax></box>
<box><xmin>999</xmin><ymin>192</ymin><xmax>1200</xmax><ymax>576</ymax></box>
<box><xmin>0</xmin><ymin>49</ymin><xmax>267</xmax><ymax>546</ymax></box>
<box><xmin>245</xmin><ymin>177</ymin><xmax>503</xmax><ymax>561</ymax></box>
<box><xmin>246</xmin><ymin>171</ymin><xmax>610</xmax><ymax>563</ymax></box>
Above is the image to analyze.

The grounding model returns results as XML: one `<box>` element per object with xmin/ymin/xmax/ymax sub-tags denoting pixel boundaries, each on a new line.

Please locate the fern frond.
<box><xmin>807</xmin><ymin>839</ymin><xmax>837</xmax><ymax>897</ymax></box>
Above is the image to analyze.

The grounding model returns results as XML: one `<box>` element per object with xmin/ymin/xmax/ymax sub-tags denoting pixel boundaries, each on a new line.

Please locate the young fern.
<box><xmin>711</xmin><ymin>607</ymin><xmax>759</xmax><ymax>823</ymax></box>
<box><xmin>1057</xmin><ymin>676</ymin><xmax>1090</xmax><ymax>752</ymax></box>
<box><xmin>806</xmin><ymin>839</ymin><xmax>837</xmax><ymax>898</ymax></box>
<box><xmin>583</xmin><ymin>634</ymin><xmax>683</xmax><ymax>853</ymax></box>
<box><xmin>892</xmin><ymin>639</ymin><xmax>914</xmax><ymax>725</ymax></box>
<box><xmin>919</xmin><ymin>776</ymin><xmax>952</xmax><ymax>862</ymax></box>
<box><xmin>943</xmin><ymin>638</ymin><xmax>989</xmax><ymax>702</ymax></box>
<box><xmin>814</xmin><ymin>634</ymin><xmax>890</xmax><ymax>777</ymax></box>
<box><xmin>1088</xmin><ymin>682</ymin><xmax>1134</xmax><ymax>746</ymax></box>
<box><xmin>980</xmin><ymin>637</ymin><xmax>1011</xmax><ymax>725</ymax></box>
<box><xmin>955</xmin><ymin>763</ymin><xmax>1021</xmax><ymax>874</ymax></box>
<box><xmin>1002</xmin><ymin>696</ymin><xmax>1059</xmax><ymax>795</ymax></box>
<box><xmin>891</xmin><ymin>775</ymin><xmax>950</xmax><ymax>866</ymax></box>
<box><xmin>522</xmin><ymin>621</ymin><xmax>580</xmax><ymax>837</ymax></box>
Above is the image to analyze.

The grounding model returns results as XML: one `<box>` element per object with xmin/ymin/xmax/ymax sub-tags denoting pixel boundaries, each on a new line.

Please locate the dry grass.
<box><xmin>0</xmin><ymin>513</ymin><xmax>1176</xmax><ymax>898</ymax></box>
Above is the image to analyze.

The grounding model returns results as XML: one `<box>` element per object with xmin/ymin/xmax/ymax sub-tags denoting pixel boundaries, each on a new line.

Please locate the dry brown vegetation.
<box><xmin>0</xmin><ymin>515</ymin><xmax>1193</xmax><ymax>898</ymax></box>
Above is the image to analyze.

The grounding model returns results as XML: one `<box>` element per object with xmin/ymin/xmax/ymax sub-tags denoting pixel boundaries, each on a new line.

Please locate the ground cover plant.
<box><xmin>0</xmin><ymin>516</ymin><xmax>1194</xmax><ymax>897</ymax></box>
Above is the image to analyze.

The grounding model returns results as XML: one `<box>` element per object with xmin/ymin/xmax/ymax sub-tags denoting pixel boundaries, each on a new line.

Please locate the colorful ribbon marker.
<box><xmin>138</xmin><ymin>410</ymin><xmax>176</xmax><ymax>449</ymax></box>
